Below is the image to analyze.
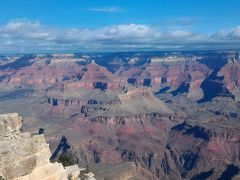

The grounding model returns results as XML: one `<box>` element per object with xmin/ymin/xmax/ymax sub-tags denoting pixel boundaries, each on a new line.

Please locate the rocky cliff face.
<box><xmin>0</xmin><ymin>113</ymin><xmax>80</xmax><ymax>180</ymax></box>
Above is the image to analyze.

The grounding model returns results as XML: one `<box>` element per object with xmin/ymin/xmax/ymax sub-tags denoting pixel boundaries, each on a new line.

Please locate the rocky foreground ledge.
<box><xmin>0</xmin><ymin>113</ymin><xmax>95</xmax><ymax>180</ymax></box>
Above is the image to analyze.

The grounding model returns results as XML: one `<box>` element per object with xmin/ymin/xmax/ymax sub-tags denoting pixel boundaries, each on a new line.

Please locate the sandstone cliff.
<box><xmin>0</xmin><ymin>113</ymin><xmax>81</xmax><ymax>180</ymax></box>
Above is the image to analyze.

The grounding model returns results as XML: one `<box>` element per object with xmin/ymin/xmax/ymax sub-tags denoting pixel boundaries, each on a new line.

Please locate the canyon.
<box><xmin>0</xmin><ymin>51</ymin><xmax>240</xmax><ymax>179</ymax></box>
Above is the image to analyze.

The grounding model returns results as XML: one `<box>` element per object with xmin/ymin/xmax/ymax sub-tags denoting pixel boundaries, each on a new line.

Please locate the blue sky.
<box><xmin>0</xmin><ymin>0</ymin><xmax>240</xmax><ymax>53</ymax></box>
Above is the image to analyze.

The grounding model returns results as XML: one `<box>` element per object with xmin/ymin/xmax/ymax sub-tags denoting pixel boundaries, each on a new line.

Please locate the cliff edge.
<box><xmin>0</xmin><ymin>113</ymin><xmax>80</xmax><ymax>180</ymax></box>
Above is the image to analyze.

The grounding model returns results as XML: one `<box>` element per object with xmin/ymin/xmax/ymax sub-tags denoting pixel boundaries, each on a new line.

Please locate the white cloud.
<box><xmin>87</xmin><ymin>7</ymin><xmax>125</xmax><ymax>13</ymax></box>
<box><xmin>0</xmin><ymin>19</ymin><xmax>240</xmax><ymax>53</ymax></box>
<box><xmin>228</xmin><ymin>27</ymin><xmax>240</xmax><ymax>38</ymax></box>
<box><xmin>4</xmin><ymin>19</ymin><xmax>40</xmax><ymax>32</ymax></box>
<box><xmin>100</xmin><ymin>24</ymin><xmax>159</xmax><ymax>40</ymax></box>
<box><xmin>167</xmin><ymin>30</ymin><xmax>192</xmax><ymax>38</ymax></box>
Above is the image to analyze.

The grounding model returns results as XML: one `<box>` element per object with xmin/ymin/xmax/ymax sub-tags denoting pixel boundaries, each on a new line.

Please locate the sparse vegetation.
<box><xmin>58</xmin><ymin>150</ymin><xmax>75</xmax><ymax>167</ymax></box>
<box><xmin>0</xmin><ymin>176</ymin><xmax>4</xmax><ymax>180</ymax></box>
<box><xmin>84</xmin><ymin>154</ymin><xmax>90</xmax><ymax>173</ymax></box>
<box><xmin>79</xmin><ymin>155</ymin><xmax>91</xmax><ymax>180</ymax></box>
<box><xmin>79</xmin><ymin>169</ymin><xmax>90</xmax><ymax>180</ymax></box>
<box><xmin>67</xmin><ymin>173</ymin><xmax>73</xmax><ymax>180</ymax></box>
<box><xmin>80</xmin><ymin>167</ymin><xmax>90</xmax><ymax>175</ymax></box>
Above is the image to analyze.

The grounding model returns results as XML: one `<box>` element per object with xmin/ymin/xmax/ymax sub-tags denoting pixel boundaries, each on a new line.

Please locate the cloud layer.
<box><xmin>0</xmin><ymin>19</ymin><xmax>240</xmax><ymax>53</ymax></box>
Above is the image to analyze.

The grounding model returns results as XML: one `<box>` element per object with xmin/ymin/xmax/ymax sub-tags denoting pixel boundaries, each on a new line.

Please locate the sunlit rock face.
<box><xmin>0</xmin><ymin>113</ymin><xmax>22</xmax><ymax>134</ymax></box>
<box><xmin>0</xmin><ymin>113</ymin><xmax>80</xmax><ymax>180</ymax></box>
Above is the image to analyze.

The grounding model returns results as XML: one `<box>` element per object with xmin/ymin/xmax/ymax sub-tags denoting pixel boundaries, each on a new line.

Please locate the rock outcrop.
<box><xmin>0</xmin><ymin>113</ymin><xmax>80</xmax><ymax>180</ymax></box>
<box><xmin>0</xmin><ymin>113</ymin><xmax>22</xmax><ymax>135</ymax></box>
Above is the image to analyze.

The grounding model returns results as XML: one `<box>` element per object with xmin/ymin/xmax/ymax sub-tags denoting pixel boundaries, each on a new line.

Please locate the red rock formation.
<box><xmin>219</xmin><ymin>61</ymin><xmax>240</xmax><ymax>91</ymax></box>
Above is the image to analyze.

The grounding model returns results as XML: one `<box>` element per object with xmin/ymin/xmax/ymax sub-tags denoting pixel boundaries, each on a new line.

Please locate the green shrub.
<box><xmin>58</xmin><ymin>151</ymin><xmax>75</xmax><ymax>167</ymax></box>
